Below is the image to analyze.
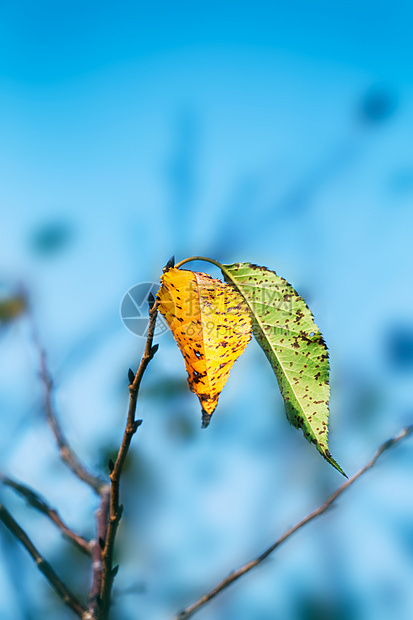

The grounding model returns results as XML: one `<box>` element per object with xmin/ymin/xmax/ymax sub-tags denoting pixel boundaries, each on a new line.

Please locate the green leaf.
<box><xmin>221</xmin><ymin>262</ymin><xmax>345</xmax><ymax>476</ymax></box>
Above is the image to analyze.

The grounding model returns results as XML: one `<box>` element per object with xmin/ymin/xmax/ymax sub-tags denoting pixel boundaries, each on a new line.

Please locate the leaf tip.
<box><xmin>324</xmin><ymin>450</ymin><xmax>347</xmax><ymax>477</ymax></box>
<box><xmin>201</xmin><ymin>410</ymin><xmax>212</xmax><ymax>429</ymax></box>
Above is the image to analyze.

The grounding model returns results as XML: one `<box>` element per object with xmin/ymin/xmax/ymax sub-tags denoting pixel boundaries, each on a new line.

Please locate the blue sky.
<box><xmin>1</xmin><ymin>2</ymin><xmax>413</xmax><ymax>619</ymax></box>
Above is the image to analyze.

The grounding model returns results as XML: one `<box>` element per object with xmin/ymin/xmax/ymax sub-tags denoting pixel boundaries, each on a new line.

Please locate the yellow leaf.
<box><xmin>158</xmin><ymin>268</ymin><xmax>252</xmax><ymax>427</ymax></box>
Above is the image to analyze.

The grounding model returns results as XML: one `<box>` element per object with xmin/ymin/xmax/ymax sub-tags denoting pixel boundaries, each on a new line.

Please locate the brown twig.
<box><xmin>0</xmin><ymin>472</ymin><xmax>91</xmax><ymax>556</ymax></box>
<box><xmin>29</xmin><ymin>307</ymin><xmax>105</xmax><ymax>495</ymax></box>
<box><xmin>98</xmin><ymin>299</ymin><xmax>160</xmax><ymax>619</ymax></box>
<box><xmin>175</xmin><ymin>425</ymin><xmax>413</xmax><ymax>620</ymax></box>
<box><xmin>84</xmin><ymin>485</ymin><xmax>111</xmax><ymax>620</ymax></box>
<box><xmin>0</xmin><ymin>502</ymin><xmax>86</xmax><ymax>618</ymax></box>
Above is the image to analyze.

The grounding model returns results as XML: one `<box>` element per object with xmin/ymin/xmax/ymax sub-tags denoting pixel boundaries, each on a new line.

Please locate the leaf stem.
<box><xmin>174</xmin><ymin>256</ymin><xmax>224</xmax><ymax>271</ymax></box>
<box><xmin>174</xmin><ymin>257</ymin><xmax>236</xmax><ymax>297</ymax></box>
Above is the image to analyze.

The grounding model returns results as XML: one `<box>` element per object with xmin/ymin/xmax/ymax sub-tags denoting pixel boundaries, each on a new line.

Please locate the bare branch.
<box><xmin>0</xmin><ymin>472</ymin><xmax>91</xmax><ymax>556</ymax></box>
<box><xmin>29</xmin><ymin>306</ymin><xmax>105</xmax><ymax>495</ymax></box>
<box><xmin>0</xmin><ymin>502</ymin><xmax>86</xmax><ymax>618</ymax></box>
<box><xmin>98</xmin><ymin>300</ymin><xmax>160</xmax><ymax>619</ymax></box>
<box><xmin>175</xmin><ymin>425</ymin><xmax>413</xmax><ymax>620</ymax></box>
<box><xmin>85</xmin><ymin>485</ymin><xmax>111</xmax><ymax>619</ymax></box>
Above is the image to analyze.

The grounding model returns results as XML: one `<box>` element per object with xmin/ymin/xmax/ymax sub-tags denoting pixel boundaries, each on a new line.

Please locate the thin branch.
<box><xmin>98</xmin><ymin>299</ymin><xmax>160</xmax><ymax>620</ymax></box>
<box><xmin>29</xmin><ymin>306</ymin><xmax>105</xmax><ymax>495</ymax></box>
<box><xmin>175</xmin><ymin>425</ymin><xmax>413</xmax><ymax>620</ymax></box>
<box><xmin>0</xmin><ymin>472</ymin><xmax>91</xmax><ymax>556</ymax></box>
<box><xmin>0</xmin><ymin>502</ymin><xmax>86</xmax><ymax>618</ymax></box>
<box><xmin>84</xmin><ymin>485</ymin><xmax>111</xmax><ymax>620</ymax></box>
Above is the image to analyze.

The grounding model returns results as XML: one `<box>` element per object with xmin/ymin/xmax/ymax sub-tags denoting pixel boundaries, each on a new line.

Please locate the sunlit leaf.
<box><xmin>221</xmin><ymin>262</ymin><xmax>345</xmax><ymax>475</ymax></box>
<box><xmin>158</xmin><ymin>268</ymin><xmax>252</xmax><ymax>427</ymax></box>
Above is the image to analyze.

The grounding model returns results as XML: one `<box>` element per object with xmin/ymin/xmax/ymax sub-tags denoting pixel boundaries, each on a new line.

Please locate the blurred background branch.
<box><xmin>0</xmin><ymin>473</ymin><xmax>91</xmax><ymax>556</ymax></box>
<box><xmin>0</xmin><ymin>294</ymin><xmax>160</xmax><ymax>620</ymax></box>
<box><xmin>176</xmin><ymin>425</ymin><xmax>413</xmax><ymax>619</ymax></box>
<box><xmin>29</xmin><ymin>303</ymin><xmax>106</xmax><ymax>495</ymax></box>
<box><xmin>0</xmin><ymin>503</ymin><xmax>86</xmax><ymax>617</ymax></box>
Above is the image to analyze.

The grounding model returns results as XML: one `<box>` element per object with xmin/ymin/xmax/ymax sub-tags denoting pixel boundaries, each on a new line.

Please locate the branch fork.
<box><xmin>1</xmin><ymin>283</ymin><xmax>412</xmax><ymax>620</ymax></box>
<box><xmin>0</xmin><ymin>294</ymin><xmax>160</xmax><ymax>619</ymax></box>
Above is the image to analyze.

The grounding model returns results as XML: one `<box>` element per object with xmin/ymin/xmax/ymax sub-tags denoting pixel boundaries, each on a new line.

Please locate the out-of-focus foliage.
<box><xmin>29</xmin><ymin>221</ymin><xmax>74</xmax><ymax>258</ymax></box>
<box><xmin>385</xmin><ymin>324</ymin><xmax>413</xmax><ymax>372</ymax></box>
<box><xmin>0</xmin><ymin>295</ymin><xmax>26</xmax><ymax>325</ymax></box>
<box><xmin>358</xmin><ymin>85</ymin><xmax>398</xmax><ymax>126</ymax></box>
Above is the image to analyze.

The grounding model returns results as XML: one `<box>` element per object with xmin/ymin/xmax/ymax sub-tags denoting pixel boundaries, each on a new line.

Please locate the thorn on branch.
<box><xmin>99</xmin><ymin>285</ymin><xmax>160</xmax><ymax>616</ymax></box>
<box><xmin>111</xmin><ymin>565</ymin><xmax>119</xmax><ymax>579</ymax></box>
<box><xmin>132</xmin><ymin>420</ymin><xmax>143</xmax><ymax>433</ymax></box>
<box><xmin>108</xmin><ymin>459</ymin><xmax>115</xmax><ymax>473</ymax></box>
<box><xmin>128</xmin><ymin>368</ymin><xmax>135</xmax><ymax>384</ymax></box>
<box><xmin>164</xmin><ymin>255</ymin><xmax>175</xmax><ymax>272</ymax></box>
